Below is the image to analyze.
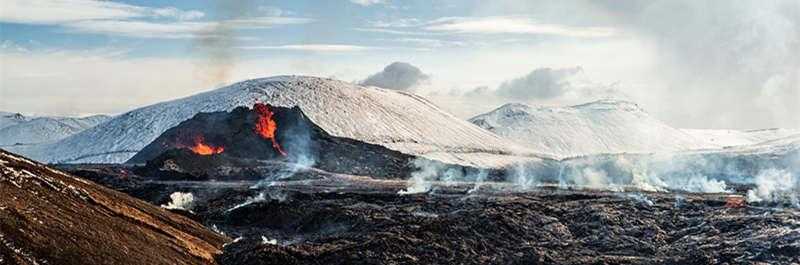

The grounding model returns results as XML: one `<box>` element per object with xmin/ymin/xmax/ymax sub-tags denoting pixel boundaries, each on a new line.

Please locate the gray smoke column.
<box><xmin>193</xmin><ymin>1</ymin><xmax>253</xmax><ymax>86</ymax></box>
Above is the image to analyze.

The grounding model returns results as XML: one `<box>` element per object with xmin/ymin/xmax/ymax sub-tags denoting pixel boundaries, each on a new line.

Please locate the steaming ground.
<box><xmin>59</xmin><ymin>163</ymin><xmax>800</xmax><ymax>264</ymax></box>
<box><xmin>469</xmin><ymin>100</ymin><xmax>799</xmax><ymax>158</ymax></box>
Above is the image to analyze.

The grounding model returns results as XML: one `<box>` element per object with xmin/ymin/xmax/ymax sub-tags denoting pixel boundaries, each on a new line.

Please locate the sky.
<box><xmin>0</xmin><ymin>0</ymin><xmax>798</xmax><ymax>130</ymax></box>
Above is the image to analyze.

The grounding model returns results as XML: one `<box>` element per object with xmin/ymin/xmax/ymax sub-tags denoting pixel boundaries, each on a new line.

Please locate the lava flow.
<box><xmin>189</xmin><ymin>135</ymin><xmax>224</xmax><ymax>155</ymax></box>
<box><xmin>254</xmin><ymin>103</ymin><xmax>288</xmax><ymax>156</ymax></box>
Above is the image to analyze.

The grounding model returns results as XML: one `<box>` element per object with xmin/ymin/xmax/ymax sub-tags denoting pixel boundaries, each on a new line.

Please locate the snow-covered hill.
<box><xmin>469</xmin><ymin>100</ymin><xmax>719</xmax><ymax>158</ymax></box>
<box><xmin>0</xmin><ymin>113</ymin><xmax>111</xmax><ymax>146</ymax></box>
<box><xmin>0</xmin><ymin>111</ymin><xmax>28</xmax><ymax>130</ymax></box>
<box><xmin>8</xmin><ymin>76</ymin><xmax>540</xmax><ymax>167</ymax></box>
<box><xmin>682</xmin><ymin>128</ymin><xmax>800</xmax><ymax>147</ymax></box>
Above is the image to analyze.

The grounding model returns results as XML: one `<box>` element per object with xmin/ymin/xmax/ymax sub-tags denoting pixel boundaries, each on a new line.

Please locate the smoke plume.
<box><xmin>193</xmin><ymin>1</ymin><xmax>254</xmax><ymax>87</ymax></box>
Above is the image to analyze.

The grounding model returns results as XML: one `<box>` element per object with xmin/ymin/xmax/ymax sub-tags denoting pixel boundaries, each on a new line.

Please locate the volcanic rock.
<box><xmin>56</xmin><ymin>162</ymin><xmax>800</xmax><ymax>265</ymax></box>
<box><xmin>0</xmin><ymin>150</ymin><xmax>229</xmax><ymax>265</ymax></box>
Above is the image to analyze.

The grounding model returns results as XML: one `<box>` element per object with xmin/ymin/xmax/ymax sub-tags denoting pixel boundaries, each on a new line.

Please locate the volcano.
<box><xmin>127</xmin><ymin>103</ymin><xmax>425</xmax><ymax>180</ymax></box>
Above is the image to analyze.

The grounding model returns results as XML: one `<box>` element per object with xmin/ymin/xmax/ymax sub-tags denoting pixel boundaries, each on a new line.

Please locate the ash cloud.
<box><xmin>360</xmin><ymin>62</ymin><xmax>430</xmax><ymax>91</ymax></box>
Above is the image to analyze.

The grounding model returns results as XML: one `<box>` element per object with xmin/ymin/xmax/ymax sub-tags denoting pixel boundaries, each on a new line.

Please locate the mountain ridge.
<box><xmin>0</xmin><ymin>113</ymin><xmax>111</xmax><ymax>146</ymax></box>
<box><xmin>469</xmin><ymin>99</ymin><xmax>717</xmax><ymax>158</ymax></box>
<box><xmin>8</xmin><ymin>76</ymin><xmax>540</xmax><ymax>167</ymax></box>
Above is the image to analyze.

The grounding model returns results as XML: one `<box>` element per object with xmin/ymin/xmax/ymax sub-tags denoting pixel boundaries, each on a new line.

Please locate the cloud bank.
<box><xmin>459</xmin><ymin>66</ymin><xmax>625</xmax><ymax>103</ymax></box>
<box><xmin>361</xmin><ymin>62</ymin><xmax>430</xmax><ymax>91</ymax></box>
<box><xmin>496</xmin><ymin>67</ymin><xmax>584</xmax><ymax>100</ymax></box>
<box><xmin>424</xmin><ymin>17</ymin><xmax>617</xmax><ymax>38</ymax></box>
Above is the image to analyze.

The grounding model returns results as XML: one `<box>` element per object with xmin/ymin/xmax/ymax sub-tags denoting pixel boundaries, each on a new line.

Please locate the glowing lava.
<box><xmin>189</xmin><ymin>135</ymin><xmax>224</xmax><ymax>155</ymax></box>
<box><xmin>254</xmin><ymin>103</ymin><xmax>288</xmax><ymax>156</ymax></box>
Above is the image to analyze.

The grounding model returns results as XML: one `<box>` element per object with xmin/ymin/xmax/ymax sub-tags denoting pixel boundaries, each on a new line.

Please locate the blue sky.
<box><xmin>1</xmin><ymin>0</ymin><xmax>798</xmax><ymax>129</ymax></box>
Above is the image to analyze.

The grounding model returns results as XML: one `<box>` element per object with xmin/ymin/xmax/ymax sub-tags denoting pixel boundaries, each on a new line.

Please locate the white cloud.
<box><xmin>0</xmin><ymin>0</ymin><xmax>312</xmax><ymax>39</ymax></box>
<box><xmin>361</xmin><ymin>16</ymin><xmax>617</xmax><ymax>38</ymax></box>
<box><xmin>45</xmin><ymin>17</ymin><xmax>312</xmax><ymax>39</ymax></box>
<box><xmin>0</xmin><ymin>40</ymin><xmax>30</xmax><ymax>53</ymax></box>
<box><xmin>224</xmin><ymin>17</ymin><xmax>314</xmax><ymax>28</ymax></box>
<box><xmin>496</xmin><ymin>67</ymin><xmax>586</xmax><ymax>99</ymax></box>
<box><xmin>369</xmin><ymin>18</ymin><xmax>423</xmax><ymax>28</ymax></box>
<box><xmin>391</xmin><ymin>38</ymin><xmax>466</xmax><ymax>48</ymax></box>
<box><xmin>349</xmin><ymin>0</ymin><xmax>386</xmax><ymax>6</ymax></box>
<box><xmin>424</xmin><ymin>17</ymin><xmax>617</xmax><ymax>38</ymax></box>
<box><xmin>150</xmin><ymin>7</ymin><xmax>205</xmax><ymax>21</ymax></box>
<box><xmin>64</xmin><ymin>20</ymin><xmax>208</xmax><ymax>39</ymax></box>
<box><xmin>455</xmin><ymin>66</ymin><xmax>627</xmax><ymax>103</ymax></box>
<box><xmin>257</xmin><ymin>6</ymin><xmax>293</xmax><ymax>17</ymax></box>
<box><xmin>239</xmin><ymin>44</ymin><xmax>377</xmax><ymax>52</ymax></box>
<box><xmin>360</xmin><ymin>62</ymin><xmax>430</xmax><ymax>90</ymax></box>
<box><xmin>0</xmin><ymin>0</ymin><xmax>204</xmax><ymax>24</ymax></box>
<box><xmin>354</xmin><ymin>27</ymin><xmax>438</xmax><ymax>36</ymax></box>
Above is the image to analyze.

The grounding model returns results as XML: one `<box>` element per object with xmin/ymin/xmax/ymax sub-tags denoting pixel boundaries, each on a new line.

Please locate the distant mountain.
<box><xmin>0</xmin><ymin>149</ymin><xmax>228</xmax><ymax>264</ymax></box>
<box><xmin>469</xmin><ymin>100</ymin><xmax>718</xmax><ymax>158</ymax></box>
<box><xmin>9</xmin><ymin>76</ymin><xmax>540</xmax><ymax>166</ymax></box>
<box><xmin>0</xmin><ymin>114</ymin><xmax>111</xmax><ymax>146</ymax></box>
<box><xmin>681</xmin><ymin>128</ymin><xmax>800</xmax><ymax>147</ymax></box>
<box><xmin>0</xmin><ymin>111</ymin><xmax>28</xmax><ymax>130</ymax></box>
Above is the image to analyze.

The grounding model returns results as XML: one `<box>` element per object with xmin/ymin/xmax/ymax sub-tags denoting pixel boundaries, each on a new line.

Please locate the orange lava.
<box><xmin>725</xmin><ymin>196</ymin><xmax>746</xmax><ymax>208</ymax></box>
<box><xmin>189</xmin><ymin>135</ymin><xmax>225</xmax><ymax>155</ymax></box>
<box><xmin>253</xmin><ymin>103</ymin><xmax>287</xmax><ymax>156</ymax></box>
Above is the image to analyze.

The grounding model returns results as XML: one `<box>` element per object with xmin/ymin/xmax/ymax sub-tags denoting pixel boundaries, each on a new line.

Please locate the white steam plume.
<box><xmin>746</xmin><ymin>169</ymin><xmax>799</xmax><ymax>207</ymax></box>
<box><xmin>227</xmin><ymin>190</ymin><xmax>287</xmax><ymax>212</ymax></box>
<box><xmin>398</xmin><ymin>159</ymin><xmax>443</xmax><ymax>194</ymax></box>
<box><xmin>161</xmin><ymin>192</ymin><xmax>195</xmax><ymax>211</ymax></box>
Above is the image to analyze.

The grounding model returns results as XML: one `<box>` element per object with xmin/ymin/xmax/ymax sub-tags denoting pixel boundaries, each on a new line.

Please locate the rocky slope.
<box><xmin>8</xmin><ymin>76</ymin><xmax>538</xmax><ymax>168</ymax></box>
<box><xmin>0</xmin><ymin>150</ymin><xmax>228</xmax><ymax>264</ymax></box>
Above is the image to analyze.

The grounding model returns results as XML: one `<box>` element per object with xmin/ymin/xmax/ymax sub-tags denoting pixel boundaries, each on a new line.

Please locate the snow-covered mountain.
<box><xmin>0</xmin><ymin>111</ymin><xmax>28</xmax><ymax>129</ymax></box>
<box><xmin>0</xmin><ymin>112</ymin><xmax>111</xmax><ymax>146</ymax></box>
<box><xmin>8</xmin><ymin>76</ymin><xmax>541</xmax><ymax>167</ymax></box>
<box><xmin>682</xmin><ymin>128</ymin><xmax>800</xmax><ymax>147</ymax></box>
<box><xmin>469</xmin><ymin>100</ymin><xmax>719</xmax><ymax>158</ymax></box>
